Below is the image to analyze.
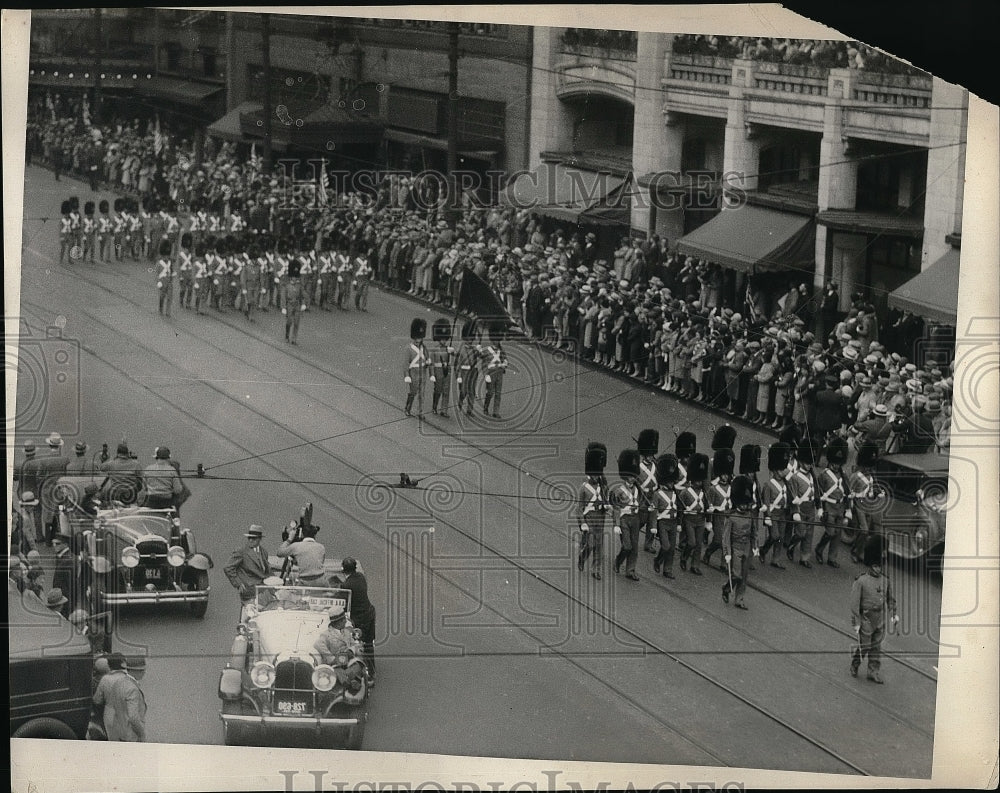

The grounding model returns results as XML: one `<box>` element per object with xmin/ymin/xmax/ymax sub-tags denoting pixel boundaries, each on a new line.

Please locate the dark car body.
<box><xmin>871</xmin><ymin>452</ymin><xmax>949</xmax><ymax>565</ymax></box>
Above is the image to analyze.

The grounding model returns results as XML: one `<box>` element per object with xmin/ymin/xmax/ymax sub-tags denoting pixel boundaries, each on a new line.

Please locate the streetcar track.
<box><xmin>20</xmin><ymin>284</ymin><xmax>902</xmax><ymax>774</ymax></box>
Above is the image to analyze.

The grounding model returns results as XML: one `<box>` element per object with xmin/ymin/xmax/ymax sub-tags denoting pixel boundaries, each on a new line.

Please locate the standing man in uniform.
<box><xmin>758</xmin><ymin>443</ymin><xmax>790</xmax><ymax>569</ymax></box>
<box><xmin>652</xmin><ymin>453</ymin><xmax>681</xmax><ymax>579</ymax></box>
<box><xmin>850</xmin><ymin>536</ymin><xmax>898</xmax><ymax>683</ymax></box>
<box><xmin>454</xmin><ymin>321</ymin><xmax>481</xmax><ymax>418</ymax></box>
<box><xmin>339</xmin><ymin>557</ymin><xmax>376</xmax><ymax>681</ymax></box>
<box><xmin>848</xmin><ymin>441</ymin><xmax>883</xmax><ymax>563</ymax></box>
<box><xmin>353</xmin><ymin>251</ymin><xmax>372</xmax><ymax>311</ymax></box>
<box><xmin>815</xmin><ymin>436</ymin><xmax>851</xmax><ymax>568</ymax></box>
<box><xmin>404</xmin><ymin>318</ymin><xmax>429</xmax><ymax>417</ymax></box>
<box><xmin>240</xmin><ymin>243</ymin><xmax>262</xmax><ymax>322</ymax></box>
<box><xmin>156</xmin><ymin>239</ymin><xmax>174</xmax><ymax>317</ymax></box>
<box><xmin>721</xmin><ymin>475</ymin><xmax>758</xmax><ymax>610</ymax></box>
<box><xmin>224</xmin><ymin>526</ymin><xmax>271</xmax><ymax>604</ymax></box>
<box><xmin>577</xmin><ymin>442</ymin><xmax>610</xmax><ymax>580</ymax></box>
<box><xmin>785</xmin><ymin>441</ymin><xmax>820</xmax><ymax>569</ymax></box>
<box><xmin>59</xmin><ymin>201</ymin><xmax>73</xmax><ymax>264</ymax></box>
<box><xmin>430</xmin><ymin>318</ymin><xmax>454</xmax><ymax>418</ymax></box>
<box><xmin>284</xmin><ymin>246</ymin><xmax>304</xmax><ymax>344</ymax></box>
<box><xmin>176</xmin><ymin>233</ymin><xmax>195</xmax><ymax>311</ymax></box>
<box><xmin>635</xmin><ymin>429</ymin><xmax>660</xmax><ymax>554</ymax></box>
<box><xmin>610</xmin><ymin>448</ymin><xmax>642</xmax><ymax>581</ymax></box>
<box><xmin>703</xmin><ymin>446</ymin><xmax>735</xmax><ymax>570</ymax></box>
<box><xmin>677</xmin><ymin>452</ymin><xmax>709</xmax><ymax>575</ymax></box>
<box><xmin>482</xmin><ymin>321</ymin><xmax>509</xmax><ymax>419</ymax></box>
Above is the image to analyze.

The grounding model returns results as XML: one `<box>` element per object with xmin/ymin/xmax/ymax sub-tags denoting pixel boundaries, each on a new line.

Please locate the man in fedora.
<box><xmin>34</xmin><ymin>432</ymin><xmax>69</xmax><ymax>544</ymax></box>
<box><xmin>224</xmin><ymin>526</ymin><xmax>271</xmax><ymax>603</ymax></box>
<box><xmin>93</xmin><ymin>653</ymin><xmax>147</xmax><ymax>741</ymax></box>
<box><xmin>65</xmin><ymin>441</ymin><xmax>97</xmax><ymax>475</ymax></box>
<box><xmin>46</xmin><ymin>587</ymin><xmax>70</xmax><ymax>617</ymax></box>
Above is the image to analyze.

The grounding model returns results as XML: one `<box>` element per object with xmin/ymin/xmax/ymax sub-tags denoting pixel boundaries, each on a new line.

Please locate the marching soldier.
<box><xmin>815</xmin><ymin>436</ymin><xmax>851</xmax><ymax>568</ymax></box>
<box><xmin>721</xmin><ymin>475</ymin><xmax>758</xmax><ymax>610</ymax></box>
<box><xmin>317</xmin><ymin>244</ymin><xmax>334</xmax><ymax>311</ymax></box>
<box><xmin>848</xmin><ymin>441</ymin><xmax>883</xmax><ymax>563</ymax></box>
<box><xmin>240</xmin><ymin>243</ymin><xmax>262</xmax><ymax>322</ymax></box>
<box><xmin>850</xmin><ymin>535</ymin><xmax>898</xmax><ymax>684</ymax></box>
<box><xmin>259</xmin><ymin>235</ymin><xmax>274</xmax><ymax>312</ymax></box>
<box><xmin>82</xmin><ymin>201</ymin><xmax>96</xmax><ymax>263</ymax></box>
<box><xmin>454</xmin><ymin>321</ymin><xmax>481</xmax><ymax>418</ymax></box>
<box><xmin>430</xmin><ymin>318</ymin><xmax>454</xmax><ymax>418</ymax></box>
<box><xmin>128</xmin><ymin>200</ymin><xmax>143</xmax><ymax>260</ymax></box>
<box><xmin>177</xmin><ymin>233</ymin><xmax>195</xmax><ymax>310</ymax></box>
<box><xmin>577</xmin><ymin>442</ymin><xmax>610</xmax><ymax>580</ymax></box>
<box><xmin>59</xmin><ymin>200</ymin><xmax>73</xmax><ymax>264</ymax></box>
<box><xmin>336</xmin><ymin>250</ymin><xmax>354</xmax><ymax>311</ymax></box>
<box><xmin>652</xmin><ymin>453</ymin><xmax>681</xmax><ymax>579</ymax></box>
<box><xmin>299</xmin><ymin>247</ymin><xmax>315</xmax><ymax>311</ymax></box>
<box><xmin>635</xmin><ymin>429</ymin><xmax>660</xmax><ymax>554</ymax></box>
<box><xmin>68</xmin><ymin>197</ymin><xmax>82</xmax><ymax>255</ymax></box>
<box><xmin>211</xmin><ymin>237</ymin><xmax>229</xmax><ymax>311</ymax></box>
<box><xmin>155</xmin><ymin>239</ymin><xmax>174</xmax><ymax>317</ymax></box>
<box><xmin>758</xmin><ymin>443</ymin><xmax>791</xmax><ymax>569</ymax></box>
<box><xmin>703</xmin><ymin>446</ymin><xmax>735</xmax><ymax>570</ymax></box>
<box><xmin>482</xmin><ymin>322</ymin><xmax>509</xmax><ymax>419</ymax></box>
<box><xmin>785</xmin><ymin>440</ymin><xmax>820</xmax><ymax>568</ymax></box>
<box><xmin>673</xmin><ymin>431</ymin><xmax>696</xmax><ymax>495</ymax></box>
<box><xmin>677</xmin><ymin>452</ymin><xmax>709</xmax><ymax>575</ymax></box>
<box><xmin>227</xmin><ymin>236</ymin><xmax>244</xmax><ymax>311</ymax></box>
<box><xmin>738</xmin><ymin>443</ymin><xmax>763</xmax><ymax>514</ymax></box>
<box><xmin>610</xmin><ymin>448</ymin><xmax>642</xmax><ymax>581</ymax></box>
<box><xmin>194</xmin><ymin>237</ymin><xmax>213</xmax><ymax>315</ymax></box>
<box><xmin>404</xmin><ymin>318</ymin><xmax>430</xmax><ymax>416</ymax></box>
<box><xmin>113</xmin><ymin>198</ymin><xmax>127</xmax><ymax>261</ymax></box>
<box><xmin>97</xmin><ymin>200</ymin><xmax>112</xmax><ymax>262</ymax></box>
<box><xmin>284</xmin><ymin>246</ymin><xmax>305</xmax><ymax>344</ymax></box>
<box><xmin>354</xmin><ymin>251</ymin><xmax>372</xmax><ymax>312</ymax></box>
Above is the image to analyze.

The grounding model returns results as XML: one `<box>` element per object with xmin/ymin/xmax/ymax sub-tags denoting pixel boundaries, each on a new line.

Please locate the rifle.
<box><xmin>279</xmin><ymin>502</ymin><xmax>313</xmax><ymax>582</ymax></box>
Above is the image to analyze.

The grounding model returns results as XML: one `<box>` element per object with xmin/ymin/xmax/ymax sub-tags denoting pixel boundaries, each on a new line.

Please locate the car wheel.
<box><xmin>12</xmin><ymin>717</ymin><xmax>78</xmax><ymax>740</ymax></box>
<box><xmin>221</xmin><ymin>701</ymin><xmax>245</xmax><ymax>746</ymax></box>
<box><xmin>345</xmin><ymin>711</ymin><xmax>367</xmax><ymax>750</ymax></box>
<box><xmin>189</xmin><ymin>570</ymin><xmax>209</xmax><ymax>618</ymax></box>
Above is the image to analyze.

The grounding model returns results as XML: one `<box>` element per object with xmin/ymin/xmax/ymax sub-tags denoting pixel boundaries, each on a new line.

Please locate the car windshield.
<box><xmin>100</xmin><ymin>510</ymin><xmax>175</xmax><ymax>539</ymax></box>
<box><xmin>255</xmin><ymin>585</ymin><xmax>351</xmax><ymax>614</ymax></box>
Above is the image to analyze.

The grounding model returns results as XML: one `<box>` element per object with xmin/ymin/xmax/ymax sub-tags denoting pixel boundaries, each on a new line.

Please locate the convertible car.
<box><xmin>218</xmin><ymin>582</ymin><xmax>371</xmax><ymax>749</ymax></box>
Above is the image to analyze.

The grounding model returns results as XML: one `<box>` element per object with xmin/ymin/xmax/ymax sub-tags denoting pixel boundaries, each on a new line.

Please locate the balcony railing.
<box><xmin>852</xmin><ymin>72</ymin><xmax>933</xmax><ymax>109</ymax></box>
<box><xmin>753</xmin><ymin>61</ymin><xmax>828</xmax><ymax>96</ymax></box>
<box><xmin>668</xmin><ymin>54</ymin><xmax>732</xmax><ymax>85</ymax></box>
<box><xmin>560</xmin><ymin>27</ymin><xmax>637</xmax><ymax>57</ymax></box>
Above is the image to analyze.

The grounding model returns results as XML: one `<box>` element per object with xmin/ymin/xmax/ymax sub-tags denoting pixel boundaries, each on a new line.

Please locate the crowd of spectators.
<box><xmin>27</xmin><ymin>92</ymin><xmax>951</xmax><ymax>455</ymax></box>
<box><xmin>671</xmin><ymin>34</ymin><xmax>927</xmax><ymax>76</ymax></box>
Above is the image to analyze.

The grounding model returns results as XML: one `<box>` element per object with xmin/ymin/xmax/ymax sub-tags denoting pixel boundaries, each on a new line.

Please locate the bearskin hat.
<box><xmin>767</xmin><ymin>442</ymin><xmax>791</xmax><ymax>472</ymax></box>
<box><xmin>488</xmin><ymin>320</ymin><xmax>507</xmax><ymax>343</ymax></box>
<box><xmin>687</xmin><ymin>452</ymin><xmax>709</xmax><ymax>483</ymax></box>
<box><xmin>617</xmin><ymin>448</ymin><xmax>640</xmax><ymax>480</ymax></box>
<box><xmin>863</xmin><ymin>534</ymin><xmax>887</xmax><ymax>567</ymax></box>
<box><xmin>158</xmin><ymin>238</ymin><xmax>172</xmax><ymax>257</ymax></box>
<box><xmin>432</xmin><ymin>318</ymin><xmax>452</xmax><ymax>343</ymax></box>
<box><xmin>585</xmin><ymin>442</ymin><xmax>607</xmax><ymax>477</ymax></box>
<box><xmin>675</xmin><ymin>431</ymin><xmax>697</xmax><ymax>460</ymax></box>
<box><xmin>777</xmin><ymin>425</ymin><xmax>800</xmax><ymax>451</ymax></box>
<box><xmin>460</xmin><ymin>320</ymin><xmax>477</xmax><ymax>341</ymax></box>
<box><xmin>84</xmin><ymin>201</ymin><xmax>94</xmax><ymax>215</ymax></box>
<box><xmin>739</xmin><ymin>443</ymin><xmax>761</xmax><ymax>474</ymax></box>
<box><xmin>61</xmin><ymin>200</ymin><xmax>72</xmax><ymax>215</ymax></box>
<box><xmin>410</xmin><ymin>318</ymin><xmax>427</xmax><ymax>340</ymax></box>
<box><xmin>655</xmin><ymin>453</ymin><xmax>679</xmax><ymax>487</ymax></box>
<box><xmin>711</xmin><ymin>423</ymin><xmax>737</xmax><ymax>451</ymax></box>
<box><xmin>203</xmin><ymin>235</ymin><xmax>217</xmax><ymax>252</ymax></box>
<box><xmin>712</xmin><ymin>448</ymin><xmax>735</xmax><ymax>479</ymax></box>
<box><xmin>113</xmin><ymin>198</ymin><xmax>125</xmax><ymax>213</ymax></box>
<box><xmin>637</xmin><ymin>429</ymin><xmax>659</xmax><ymax>457</ymax></box>
<box><xmin>825</xmin><ymin>436</ymin><xmax>849</xmax><ymax>466</ymax></box>
<box><xmin>797</xmin><ymin>440</ymin><xmax>815</xmax><ymax>466</ymax></box>
<box><xmin>216</xmin><ymin>237</ymin><xmax>229</xmax><ymax>256</ymax></box>
<box><xmin>180</xmin><ymin>232</ymin><xmax>192</xmax><ymax>250</ymax></box>
<box><xmin>99</xmin><ymin>199</ymin><xmax>109</xmax><ymax>214</ymax></box>
<box><xmin>731</xmin><ymin>475</ymin><xmax>755</xmax><ymax>508</ymax></box>
<box><xmin>857</xmin><ymin>440</ymin><xmax>879</xmax><ymax>469</ymax></box>
<box><xmin>67</xmin><ymin>196</ymin><xmax>79</xmax><ymax>211</ymax></box>
<box><xmin>194</xmin><ymin>241</ymin><xmax>207</xmax><ymax>257</ymax></box>
<box><xmin>146</xmin><ymin>197</ymin><xmax>158</xmax><ymax>214</ymax></box>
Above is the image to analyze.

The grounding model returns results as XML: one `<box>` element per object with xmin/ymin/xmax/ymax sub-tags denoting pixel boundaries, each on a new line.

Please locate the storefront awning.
<box><xmin>139</xmin><ymin>76</ymin><xmax>224</xmax><ymax>106</ymax></box>
<box><xmin>502</xmin><ymin>162</ymin><xmax>627</xmax><ymax>225</ymax></box>
<box><xmin>207</xmin><ymin>101</ymin><xmax>262</xmax><ymax>143</ymax></box>
<box><xmin>675</xmin><ymin>205</ymin><xmax>815</xmax><ymax>274</ymax></box>
<box><xmin>383</xmin><ymin>128</ymin><xmax>499</xmax><ymax>160</ymax></box>
<box><xmin>887</xmin><ymin>247</ymin><xmax>960</xmax><ymax>324</ymax></box>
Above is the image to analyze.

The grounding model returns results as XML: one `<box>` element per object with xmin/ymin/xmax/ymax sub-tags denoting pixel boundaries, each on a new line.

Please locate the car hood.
<box><xmin>254</xmin><ymin>610</ymin><xmax>328</xmax><ymax>661</ymax></box>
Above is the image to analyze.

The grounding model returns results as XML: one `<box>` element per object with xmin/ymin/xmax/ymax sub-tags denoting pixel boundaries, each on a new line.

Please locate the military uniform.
<box><xmin>758</xmin><ymin>443</ymin><xmax>791</xmax><ymax>569</ymax></box>
<box><xmin>317</xmin><ymin>249</ymin><xmax>334</xmax><ymax>310</ymax></box>
<box><xmin>677</xmin><ymin>453</ymin><xmax>709</xmax><ymax>575</ymax></box>
<box><xmin>651</xmin><ymin>453</ymin><xmax>681</xmax><ymax>578</ymax></box>
<box><xmin>97</xmin><ymin>201</ymin><xmax>112</xmax><ymax>262</ymax></box>
<box><xmin>59</xmin><ymin>201</ymin><xmax>73</xmax><ymax>264</ymax></box>
<box><xmin>211</xmin><ymin>241</ymin><xmax>229</xmax><ymax>311</ymax></box>
<box><xmin>722</xmin><ymin>476</ymin><xmax>758</xmax><ymax>609</ymax></box>
<box><xmin>703</xmin><ymin>444</ymin><xmax>735</xmax><ymax>569</ymax></box>
<box><xmin>354</xmin><ymin>254</ymin><xmax>372</xmax><ymax>311</ymax></box>
<box><xmin>155</xmin><ymin>240</ymin><xmax>174</xmax><ymax>317</ymax></box>
<box><xmin>284</xmin><ymin>252</ymin><xmax>304</xmax><ymax>344</ymax></box>
<box><xmin>785</xmin><ymin>445</ymin><xmax>820</xmax><ymax>568</ymax></box>
<box><xmin>482</xmin><ymin>324</ymin><xmax>509</xmax><ymax>419</ymax></box>
<box><xmin>577</xmin><ymin>443</ymin><xmax>609</xmax><ymax>579</ymax></box>
<box><xmin>177</xmin><ymin>235</ymin><xmax>195</xmax><ymax>310</ymax></box>
<box><xmin>82</xmin><ymin>202</ymin><xmax>96</xmax><ymax>262</ymax></box>
<box><xmin>635</xmin><ymin>429</ymin><xmax>660</xmax><ymax>554</ymax></box>
<box><xmin>611</xmin><ymin>449</ymin><xmax>642</xmax><ymax>580</ymax></box>
<box><xmin>848</xmin><ymin>442</ymin><xmax>884</xmax><ymax>562</ymax></box>
<box><xmin>454</xmin><ymin>323</ymin><xmax>481</xmax><ymax>417</ymax></box>
<box><xmin>241</xmin><ymin>247</ymin><xmax>262</xmax><ymax>321</ymax></box>
<box><xmin>404</xmin><ymin>318</ymin><xmax>430</xmax><ymax>416</ymax></box>
<box><xmin>430</xmin><ymin>319</ymin><xmax>454</xmax><ymax>418</ymax></box>
<box><xmin>815</xmin><ymin>437</ymin><xmax>851</xmax><ymax>567</ymax></box>
<box><xmin>850</xmin><ymin>537</ymin><xmax>897</xmax><ymax>683</ymax></box>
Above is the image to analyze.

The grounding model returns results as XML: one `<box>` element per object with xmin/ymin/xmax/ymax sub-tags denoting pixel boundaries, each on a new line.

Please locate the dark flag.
<box><xmin>457</xmin><ymin>269</ymin><xmax>513</xmax><ymax>326</ymax></box>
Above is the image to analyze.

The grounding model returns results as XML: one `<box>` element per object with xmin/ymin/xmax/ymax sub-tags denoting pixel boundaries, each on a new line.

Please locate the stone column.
<box><xmin>527</xmin><ymin>27</ymin><xmax>576</xmax><ymax>171</ymax></box>
<box><xmin>722</xmin><ymin>59</ymin><xmax>761</xmax><ymax>196</ymax></box>
<box><xmin>922</xmin><ymin>77</ymin><xmax>968</xmax><ymax>269</ymax></box>
<box><xmin>631</xmin><ymin>32</ymin><xmax>671</xmax><ymax>235</ymax></box>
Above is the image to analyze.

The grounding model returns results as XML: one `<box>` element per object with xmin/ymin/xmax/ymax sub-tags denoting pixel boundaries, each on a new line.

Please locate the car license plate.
<box><xmin>144</xmin><ymin>568</ymin><xmax>162</xmax><ymax>580</ymax></box>
<box><xmin>276</xmin><ymin>699</ymin><xmax>309</xmax><ymax>714</ymax></box>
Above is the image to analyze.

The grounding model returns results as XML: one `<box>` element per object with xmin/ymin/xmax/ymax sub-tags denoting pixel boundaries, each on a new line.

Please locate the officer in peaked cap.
<box><xmin>404</xmin><ymin>318</ymin><xmax>430</xmax><ymax>417</ymax></box>
<box><xmin>610</xmin><ymin>449</ymin><xmax>642</xmax><ymax>581</ymax></box>
<box><xmin>635</xmin><ymin>429</ymin><xmax>660</xmax><ymax>553</ymax></box>
<box><xmin>814</xmin><ymin>436</ymin><xmax>851</xmax><ymax>568</ymax></box>
<box><xmin>677</xmin><ymin>452</ymin><xmax>710</xmax><ymax>575</ymax></box>
<box><xmin>758</xmin><ymin>443</ymin><xmax>791</xmax><ymax>569</ymax></box>
<box><xmin>722</xmin><ymin>475</ymin><xmax>758</xmax><ymax>610</ymax></box>
<box><xmin>850</xmin><ymin>534</ymin><xmax>897</xmax><ymax>684</ymax></box>
<box><xmin>652</xmin><ymin>453</ymin><xmax>681</xmax><ymax>578</ymax></box>
<box><xmin>577</xmin><ymin>442</ymin><xmax>610</xmax><ymax>580</ymax></box>
<box><xmin>703</xmin><ymin>447</ymin><xmax>735</xmax><ymax>570</ymax></box>
<box><xmin>430</xmin><ymin>318</ymin><xmax>454</xmax><ymax>418</ymax></box>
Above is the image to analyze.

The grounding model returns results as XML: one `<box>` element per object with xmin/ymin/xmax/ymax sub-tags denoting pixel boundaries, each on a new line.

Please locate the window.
<box><xmin>856</xmin><ymin>150</ymin><xmax>927</xmax><ymax>216</ymax></box>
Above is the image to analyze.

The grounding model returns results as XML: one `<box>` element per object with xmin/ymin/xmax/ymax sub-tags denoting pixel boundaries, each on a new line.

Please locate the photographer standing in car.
<box><xmin>276</xmin><ymin>522</ymin><xmax>327</xmax><ymax>586</ymax></box>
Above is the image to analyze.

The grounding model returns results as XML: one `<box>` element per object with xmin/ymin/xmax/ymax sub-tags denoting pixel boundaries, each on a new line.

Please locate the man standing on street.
<box><xmin>430</xmin><ymin>318</ymin><xmax>454</xmax><ymax>418</ymax></box>
<box><xmin>610</xmin><ymin>448</ymin><xmax>642</xmax><ymax>581</ymax></box>
<box><xmin>482</xmin><ymin>321</ymin><xmax>509</xmax><ymax>419</ymax></box>
<box><xmin>850</xmin><ymin>536</ymin><xmax>898</xmax><ymax>684</ymax></box>
<box><xmin>577</xmin><ymin>442</ymin><xmax>610</xmax><ymax>580</ymax></box>
<box><xmin>142</xmin><ymin>447</ymin><xmax>182</xmax><ymax>510</ymax></box>
<box><xmin>635</xmin><ymin>429</ymin><xmax>660</xmax><ymax>554</ymax></box>
<box><xmin>35</xmin><ymin>432</ymin><xmax>69</xmax><ymax>543</ymax></box>
<box><xmin>93</xmin><ymin>653</ymin><xmax>147</xmax><ymax>741</ymax></box>
<box><xmin>404</xmin><ymin>318</ymin><xmax>429</xmax><ymax>417</ymax></box>
<box><xmin>224</xmin><ymin>526</ymin><xmax>271</xmax><ymax>604</ymax></box>
<box><xmin>339</xmin><ymin>557</ymin><xmax>376</xmax><ymax>680</ymax></box>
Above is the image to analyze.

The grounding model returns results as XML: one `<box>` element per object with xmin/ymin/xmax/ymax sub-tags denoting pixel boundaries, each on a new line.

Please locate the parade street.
<box><xmin>15</xmin><ymin>165</ymin><xmax>942</xmax><ymax>774</ymax></box>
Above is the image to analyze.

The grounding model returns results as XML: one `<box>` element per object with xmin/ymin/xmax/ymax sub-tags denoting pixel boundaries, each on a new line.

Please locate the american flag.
<box><xmin>745</xmin><ymin>281</ymin><xmax>763</xmax><ymax>322</ymax></box>
<box><xmin>46</xmin><ymin>92</ymin><xmax>56</xmax><ymax>123</ymax></box>
<box><xmin>317</xmin><ymin>158</ymin><xmax>329</xmax><ymax>206</ymax></box>
<box><xmin>81</xmin><ymin>95</ymin><xmax>91</xmax><ymax>127</ymax></box>
<box><xmin>153</xmin><ymin>115</ymin><xmax>164</xmax><ymax>157</ymax></box>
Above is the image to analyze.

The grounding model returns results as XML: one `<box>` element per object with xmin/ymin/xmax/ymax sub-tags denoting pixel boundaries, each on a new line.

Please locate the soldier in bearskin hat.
<box><xmin>673</xmin><ymin>431</ymin><xmax>697</xmax><ymax>494</ymax></box>
<box><xmin>635</xmin><ymin>429</ymin><xmax>660</xmax><ymax>553</ymax></box>
<box><xmin>226</xmin><ymin>235</ymin><xmax>243</xmax><ymax>311</ymax></box>
<box><xmin>112</xmin><ymin>198</ymin><xmax>127</xmax><ymax>261</ymax></box>
<box><xmin>577</xmin><ymin>442</ymin><xmax>610</xmax><ymax>579</ymax></box>
<box><xmin>738</xmin><ymin>443</ymin><xmax>762</xmax><ymax>512</ymax></box>
<box><xmin>155</xmin><ymin>238</ymin><xmax>174</xmax><ymax>317</ymax></box>
<box><xmin>68</xmin><ymin>196</ymin><xmax>82</xmax><ymax>253</ymax></box>
<box><xmin>58</xmin><ymin>200</ymin><xmax>73</xmax><ymax>264</ymax></box>
<box><xmin>722</xmin><ymin>474</ymin><xmax>758</xmax><ymax>609</ymax></box>
<box><xmin>711</xmin><ymin>423</ymin><xmax>737</xmax><ymax>454</ymax></box>
<box><xmin>430</xmin><ymin>318</ymin><xmax>454</xmax><ymax>418</ymax></box>
<box><xmin>192</xmin><ymin>240</ymin><xmax>209</xmax><ymax>315</ymax></box>
<box><xmin>784</xmin><ymin>439</ymin><xmax>820</xmax><ymax>568</ymax></box>
<box><xmin>482</xmin><ymin>321</ymin><xmax>510</xmax><ymax>419</ymax></box>
<box><xmin>284</xmin><ymin>242</ymin><xmax>305</xmax><ymax>344</ymax></box>
<box><xmin>850</xmin><ymin>534</ymin><xmax>897</xmax><ymax>683</ymax></box>
<box><xmin>677</xmin><ymin>452</ymin><xmax>709</xmax><ymax>575</ymax></box>
<box><xmin>404</xmin><ymin>318</ymin><xmax>430</xmax><ymax>416</ymax></box>
<box><xmin>610</xmin><ymin>449</ymin><xmax>642</xmax><ymax>581</ymax></box>
<box><xmin>652</xmin><ymin>453</ymin><xmax>680</xmax><ymax>579</ymax></box>
<box><xmin>815</xmin><ymin>436</ymin><xmax>851</xmax><ymax>567</ymax></box>
<box><xmin>82</xmin><ymin>201</ymin><xmax>96</xmax><ymax>263</ymax></box>
<box><xmin>454</xmin><ymin>320</ymin><xmax>482</xmax><ymax>418</ymax></box>
<box><xmin>240</xmin><ymin>241</ymin><xmax>263</xmax><ymax>322</ymax></box>
<box><xmin>848</xmin><ymin>440</ymin><xmax>883</xmax><ymax>563</ymax></box>
<box><xmin>353</xmin><ymin>247</ymin><xmax>372</xmax><ymax>312</ymax></box>
<box><xmin>758</xmin><ymin>443</ymin><xmax>791</xmax><ymax>569</ymax></box>
<box><xmin>128</xmin><ymin>198</ymin><xmax>144</xmax><ymax>260</ymax></box>
<box><xmin>97</xmin><ymin>199</ymin><xmax>112</xmax><ymax>262</ymax></box>
<box><xmin>703</xmin><ymin>446</ymin><xmax>735</xmax><ymax>570</ymax></box>
<box><xmin>177</xmin><ymin>232</ymin><xmax>195</xmax><ymax>310</ymax></box>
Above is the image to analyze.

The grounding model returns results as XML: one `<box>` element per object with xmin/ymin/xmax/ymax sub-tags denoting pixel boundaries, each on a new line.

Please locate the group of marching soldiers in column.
<box><xmin>58</xmin><ymin>195</ymin><xmax>372</xmax><ymax>340</ymax></box>
<box><xmin>576</xmin><ymin>424</ymin><xmax>887</xmax><ymax>609</ymax></box>
<box><xmin>403</xmin><ymin>316</ymin><xmax>510</xmax><ymax>420</ymax></box>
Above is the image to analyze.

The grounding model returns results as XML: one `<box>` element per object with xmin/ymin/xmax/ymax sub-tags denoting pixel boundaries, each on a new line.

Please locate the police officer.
<box><xmin>610</xmin><ymin>448</ymin><xmax>642</xmax><ymax>581</ymax></box>
<box><xmin>677</xmin><ymin>452</ymin><xmax>709</xmax><ymax>575</ymax></box>
<box><xmin>482</xmin><ymin>321</ymin><xmax>509</xmax><ymax>419</ymax></box>
<box><xmin>652</xmin><ymin>453</ymin><xmax>680</xmax><ymax>579</ymax></box>
<box><xmin>404</xmin><ymin>318</ymin><xmax>430</xmax><ymax>417</ymax></box>
<box><xmin>577</xmin><ymin>442</ymin><xmax>610</xmax><ymax>580</ymax></box>
<box><xmin>815</xmin><ymin>436</ymin><xmax>851</xmax><ymax>567</ymax></box>
<box><xmin>635</xmin><ymin>429</ymin><xmax>660</xmax><ymax>554</ymax></box>
<box><xmin>722</xmin><ymin>475</ymin><xmax>758</xmax><ymax>610</ymax></box>
<box><xmin>430</xmin><ymin>318</ymin><xmax>454</xmax><ymax>418</ymax></box>
<box><xmin>284</xmin><ymin>243</ymin><xmax>304</xmax><ymax>344</ymax></box>
<box><xmin>454</xmin><ymin>321</ymin><xmax>481</xmax><ymax>418</ymax></box>
<box><xmin>850</xmin><ymin>536</ymin><xmax>898</xmax><ymax>683</ymax></box>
